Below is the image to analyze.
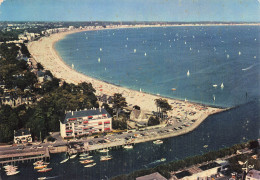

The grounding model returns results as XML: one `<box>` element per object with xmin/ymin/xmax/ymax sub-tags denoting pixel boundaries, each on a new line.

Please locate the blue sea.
<box><xmin>1</xmin><ymin>26</ymin><xmax>259</xmax><ymax>179</ymax></box>
<box><xmin>55</xmin><ymin>26</ymin><xmax>260</xmax><ymax>108</ymax></box>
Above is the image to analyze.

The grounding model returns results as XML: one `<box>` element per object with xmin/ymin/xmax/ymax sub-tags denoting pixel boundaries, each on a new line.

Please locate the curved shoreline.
<box><xmin>28</xmin><ymin>26</ymin><xmax>224</xmax><ymax>124</ymax></box>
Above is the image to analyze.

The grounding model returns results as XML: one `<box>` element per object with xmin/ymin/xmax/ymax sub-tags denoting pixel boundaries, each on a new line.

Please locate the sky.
<box><xmin>0</xmin><ymin>0</ymin><xmax>259</xmax><ymax>22</ymax></box>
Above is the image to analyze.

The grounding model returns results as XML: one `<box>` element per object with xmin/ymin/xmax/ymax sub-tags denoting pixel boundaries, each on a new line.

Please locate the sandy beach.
<box><xmin>28</xmin><ymin>26</ymin><xmax>224</xmax><ymax>123</ymax></box>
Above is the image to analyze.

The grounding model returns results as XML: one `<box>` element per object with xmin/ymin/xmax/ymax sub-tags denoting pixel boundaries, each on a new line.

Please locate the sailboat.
<box><xmin>72</xmin><ymin>64</ymin><xmax>74</xmax><ymax>69</ymax></box>
<box><xmin>239</xmin><ymin>51</ymin><xmax>241</xmax><ymax>55</ymax></box>
<box><xmin>144</xmin><ymin>52</ymin><xmax>147</xmax><ymax>56</ymax></box>
<box><xmin>187</xmin><ymin>70</ymin><xmax>190</xmax><ymax>77</ymax></box>
<box><xmin>140</xmin><ymin>88</ymin><xmax>142</xmax><ymax>92</ymax></box>
<box><xmin>213</xmin><ymin>95</ymin><xmax>216</xmax><ymax>101</ymax></box>
<box><xmin>220</xmin><ymin>83</ymin><xmax>224</xmax><ymax>89</ymax></box>
<box><xmin>100</xmin><ymin>48</ymin><xmax>102</xmax><ymax>51</ymax></box>
<box><xmin>227</xmin><ymin>54</ymin><xmax>230</xmax><ymax>59</ymax></box>
<box><xmin>98</xmin><ymin>58</ymin><xmax>101</xmax><ymax>63</ymax></box>
<box><xmin>134</xmin><ymin>49</ymin><xmax>136</xmax><ymax>53</ymax></box>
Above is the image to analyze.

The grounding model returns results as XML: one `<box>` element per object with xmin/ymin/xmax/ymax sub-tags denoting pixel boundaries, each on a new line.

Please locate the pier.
<box><xmin>0</xmin><ymin>148</ymin><xmax>50</xmax><ymax>165</ymax></box>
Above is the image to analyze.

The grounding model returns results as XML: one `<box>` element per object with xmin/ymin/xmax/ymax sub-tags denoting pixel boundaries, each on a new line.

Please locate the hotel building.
<box><xmin>14</xmin><ymin>129</ymin><xmax>32</xmax><ymax>144</ymax></box>
<box><xmin>60</xmin><ymin>108</ymin><xmax>112</xmax><ymax>138</ymax></box>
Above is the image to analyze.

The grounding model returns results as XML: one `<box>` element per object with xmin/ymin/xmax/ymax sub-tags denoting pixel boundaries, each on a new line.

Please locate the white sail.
<box><xmin>144</xmin><ymin>52</ymin><xmax>147</xmax><ymax>56</ymax></box>
<box><xmin>100</xmin><ymin>48</ymin><xmax>102</xmax><ymax>51</ymax></box>
<box><xmin>98</xmin><ymin>58</ymin><xmax>101</xmax><ymax>63</ymax></box>
<box><xmin>239</xmin><ymin>51</ymin><xmax>241</xmax><ymax>55</ymax></box>
<box><xmin>72</xmin><ymin>64</ymin><xmax>74</xmax><ymax>69</ymax></box>
<box><xmin>187</xmin><ymin>70</ymin><xmax>190</xmax><ymax>77</ymax></box>
<box><xmin>221</xmin><ymin>83</ymin><xmax>224</xmax><ymax>89</ymax></box>
<box><xmin>134</xmin><ymin>49</ymin><xmax>136</xmax><ymax>53</ymax></box>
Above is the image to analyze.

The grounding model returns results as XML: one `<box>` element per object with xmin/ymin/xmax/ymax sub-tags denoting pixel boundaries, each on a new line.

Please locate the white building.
<box><xmin>60</xmin><ymin>108</ymin><xmax>112</xmax><ymax>138</ymax></box>
<box><xmin>14</xmin><ymin>129</ymin><xmax>32</xmax><ymax>144</ymax></box>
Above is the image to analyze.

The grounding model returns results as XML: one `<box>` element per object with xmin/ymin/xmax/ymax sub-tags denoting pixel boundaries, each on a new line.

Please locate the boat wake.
<box><xmin>143</xmin><ymin>158</ymin><xmax>166</xmax><ymax>168</ymax></box>
<box><xmin>43</xmin><ymin>176</ymin><xmax>59</xmax><ymax>179</ymax></box>
<box><xmin>242</xmin><ymin>65</ymin><xmax>254</xmax><ymax>71</ymax></box>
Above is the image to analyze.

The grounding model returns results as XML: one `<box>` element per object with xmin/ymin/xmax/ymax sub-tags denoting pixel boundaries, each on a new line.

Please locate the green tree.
<box><xmin>37</xmin><ymin>63</ymin><xmax>44</xmax><ymax>71</ymax></box>
<box><xmin>20</xmin><ymin>43</ymin><xmax>31</xmax><ymax>57</ymax></box>
<box><xmin>112</xmin><ymin>93</ymin><xmax>127</xmax><ymax>121</ymax></box>
<box><xmin>148</xmin><ymin>116</ymin><xmax>160</xmax><ymax>126</ymax></box>
<box><xmin>155</xmin><ymin>98</ymin><xmax>172</xmax><ymax>121</ymax></box>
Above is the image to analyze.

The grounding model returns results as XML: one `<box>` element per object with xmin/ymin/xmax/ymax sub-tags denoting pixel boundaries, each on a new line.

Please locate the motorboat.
<box><xmin>160</xmin><ymin>158</ymin><xmax>166</xmax><ymax>162</ymax></box>
<box><xmin>38</xmin><ymin>177</ymin><xmax>47</xmax><ymax>180</ymax></box>
<box><xmin>84</xmin><ymin>163</ymin><xmax>96</xmax><ymax>168</ymax></box>
<box><xmin>6</xmin><ymin>171</ymin><xmax>20</xmax><ymax>176</ymax></box>
<box><xmin>153</xmin><ymin>140</ymin><xmax>163</xmax><ymax>145</ymax></box>
<box><xmin>99</xmin><ymin>149</ymin><xmax>109</xmax><ymax>153</ymax></box>
<box><xmin>123</xmin><ymin>144</ymin><xmax>133</xmax><ymax>149</ymax></box>
<box><xmin>4</xmin><ymin>165</ymin><xmax>17</xmax><ymax>169</ymax></box>
<box><xmin>33</xmin><ymin>160</ymin><xmax>43</xmax><ymax>166</ymax></box>
<box><xmin>213</xmin><ymin>84</ymin><xmax>218</xmax><ymax>88</ymax></box>
<box><xmin>100</xmin><ymin>155</ymin><xmax>112</xmax><ymax>161</ymax></box>
<box><xmin>34</xmin><ymin>165</ymin><xmax>47</xmax><ymax>170</ymax></box>
<box><xmin>171</xmin><ymin>88</ymin><xmax>176</xmax><ymax>91</ymax></box>
<box><xmin>34</xmin><ymin>161</ymin><xmax>49</xmax><ymax>166</ymax></box>
<box><xmin>80</xmin><ymin>156</ymin><xmax>93</xmax><ymax>160</ymax></box>
<box><xmin>4</xmin><ymin>167</ymin><xmax>18</xmax><ymax>172</ymax></box>
<box><xmin>70</xmin><ymin>154</ymin><xmax>77</xmax><ymax>159</ymax></box>
<box><xmin>79</xmin><ymin>153</ymin><xmax>89</xmax><ymax>157</ymax></box>
<box><xmin>37</xmin><ymin>168</ymin><xmax>52</xmax><ymax>173</ymax></box>
<box><xmin>60</xmin><ymin>158</ymin><xmax>69</xmax><ymax>164</ymax></box>
<box><xmin>80</xmin><ymin>159</ymin><xmax>94</xmax><ymax>164</ymax></box>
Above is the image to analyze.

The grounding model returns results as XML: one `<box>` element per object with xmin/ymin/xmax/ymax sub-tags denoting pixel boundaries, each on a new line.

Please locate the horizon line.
<box><xmin>1</xmin><ymin>20</ymin><xmax>260</xmax><ymax>23</ymax></box>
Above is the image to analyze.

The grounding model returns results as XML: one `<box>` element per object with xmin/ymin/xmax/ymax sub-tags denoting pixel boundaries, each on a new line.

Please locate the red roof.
<box><xmin>83</xmin><ymin>121</ymin><xmax>88</xmax><ymax>124</ymax></box>
<box><xmin>66</xmin><ymin>130</ymin><xmax>73</xmax><ymax>133</ymax></box>
<box><xmin>69</xmin><ymin>118</ymin><xmax>77</xmax><ymax>121</ymax></box>
<box><xmin>104</xmin><ymin>121</ymin><xmax>110</xmax><ymax>124</ymax></box>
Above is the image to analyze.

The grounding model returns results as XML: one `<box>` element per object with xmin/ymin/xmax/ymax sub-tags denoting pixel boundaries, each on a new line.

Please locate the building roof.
<box><xmin>136</xmin><ymin>172</ymin><xmax>167</xmax><ymax>180</ymax></box>
<box><xmin>247</xmin><ymin>169</ymin><xmax>260</xmax><ymax>179</ymax></box>
<box><xmin>199</xmin><ymin>162</ymin><xmax>221</xmax><ymax>171</ymax></box>
<box><xmin>63</xmin><ymin>108</ymin><xmax>112</xmax><ymax>123</ymax></box>
<box><xmin>14</xmin><ymin>129</ymin><xmax>31</xmax><ymax>137</ymax></box>
<box><xmin>174</xmin><ymin>170</ymin><xmax>192</xmax><ymax>179</ymax></box>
